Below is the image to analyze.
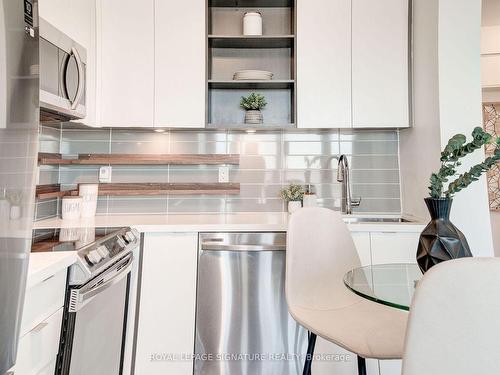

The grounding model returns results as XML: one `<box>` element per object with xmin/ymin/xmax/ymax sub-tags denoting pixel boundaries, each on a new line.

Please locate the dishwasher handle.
<box><xmin>201</xmin><ymin>242</ymin><xmax>286</xmax><ymax>252</ymax></box>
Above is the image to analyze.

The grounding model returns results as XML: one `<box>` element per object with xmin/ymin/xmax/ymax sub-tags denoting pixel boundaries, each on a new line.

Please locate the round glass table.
<box><xmin>343</xmin><ymin>263</ymin><xmax>423</xmax><ymax>311</ymax></box>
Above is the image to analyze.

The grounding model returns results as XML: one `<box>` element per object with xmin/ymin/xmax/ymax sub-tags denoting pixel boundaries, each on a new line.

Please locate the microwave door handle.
<box><xmin>70</xmin><ymin>46</ymin><xmax>85</xmax><ymax>110</ymax></box>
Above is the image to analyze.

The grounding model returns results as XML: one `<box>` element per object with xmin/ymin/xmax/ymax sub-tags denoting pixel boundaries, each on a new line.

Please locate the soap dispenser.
<box><xmin>302</xmin><ymin>184</ymin><xmax>317</xmax><ymax>207</ymax></box>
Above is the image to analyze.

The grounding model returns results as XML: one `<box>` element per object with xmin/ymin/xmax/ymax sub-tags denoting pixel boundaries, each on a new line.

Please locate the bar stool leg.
<box><xmin>302</xmin><ymin>332</ymin><xmax>317</xmax><ymax>375</ymax></box>
<box><xmin>357</xmin><ymin>355</ymin><xmax>367</xmax><ymax>375</ymax></box>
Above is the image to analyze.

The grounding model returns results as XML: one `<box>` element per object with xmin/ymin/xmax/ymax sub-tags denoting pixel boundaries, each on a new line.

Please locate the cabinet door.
<box><xmin>370</xmin><ymin>232</ymin><xmax>419</xmax><ymax>264</ymax></box>
<box><xmin>379</xmin><ymin>359</ymin><xmax>402</xmax><ymax>375</ymax></box>
<box><xmin>352</xmin><ymin>0</ymin><xmax>409</xmax><ymax>128</ymax></box>
<box><xmin>297</xmin><ymin>0</ymin><xmax>351</xmax><ymax>128</ymax></box>
<box><xmin>135</xmin><ymin>233</ymin><xmax>198</xmax><ymax>375</ymax></box>
<box><xmin>154</xmin><ymin>0</ymin><xmax>205</xmax><ymax>128</ymax></box>
<box><xmin>97</xmin><ymin>0</ymin><xmax>154</xmax><ymax>127</ymax></box>
<box><xmin>351</xmin><ymin>232</ymin><xmax>371</xmax><ymax>266</ymax></box>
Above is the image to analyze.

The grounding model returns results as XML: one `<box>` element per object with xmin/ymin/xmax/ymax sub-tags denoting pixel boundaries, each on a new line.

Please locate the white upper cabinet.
<box><xmin>154</xmin><ymin>0</ymin><xmax>206</xmax><ymax>128</ymax></box>
<box><xmin>96</xmin><ymin>0</ymin><xmax>154</xmax><ymax>127</ymax></box>
<box><xmin>352</xmin><ymin>0</ymin><xmax>410</xmax><ymax>128</ymax></box>
<box><xmin>297</xmin><ymin>0</ymin><xmax>351</xmax><ymax>128</ymax></box>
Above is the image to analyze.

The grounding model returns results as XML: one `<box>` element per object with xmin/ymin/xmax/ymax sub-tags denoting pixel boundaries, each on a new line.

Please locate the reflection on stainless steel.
<box><xmin>342</xmin><ymin>217</ymin><xmax>412</xmax><ymax>224</ymax></box>
<box><xmin>0</xmin><ymin>0</ymin><xmax>39</xmax><ymax>373</ymax></box>
<box><xmin>195</xmin><ymin>233</ymin><xmax>307</xmax><ymax>375</ymax></box>
<box><xmin>337</xmin><ymin>154</ymin><xmax>361</xmax><ymax>214</ymax></box>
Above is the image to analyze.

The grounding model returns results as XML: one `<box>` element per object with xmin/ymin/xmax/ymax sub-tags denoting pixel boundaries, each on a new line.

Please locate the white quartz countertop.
<box><xmin>33</xmin><ymin>212</ymin><xmax>426</xmax><ymax>233</ymax></box>
<box><xmin>26</xmin><ymin>251</ymin><xmax>76</xmax><ymax>289</ymax></box>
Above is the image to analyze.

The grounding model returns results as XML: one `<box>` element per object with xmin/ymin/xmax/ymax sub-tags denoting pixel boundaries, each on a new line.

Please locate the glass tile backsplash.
<box><xmin>35</xmin><ymin>126</ymin><xmax>401</xmax><ymax>220</ymax></box>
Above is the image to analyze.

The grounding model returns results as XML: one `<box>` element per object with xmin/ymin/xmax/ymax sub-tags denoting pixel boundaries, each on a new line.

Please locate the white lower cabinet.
<box><xmin>379</xmin><ymin>359</ymin><xmax>402</xmax><ymax>375</ymax></box>
<box><xmin>14</xmin><ymin>269</ymin><xmax>67</xmax><ymax>375</ymax></box>
<box><xmin>370</xmin><ymin>232</ymin><xmax>420</xmax><ymax>265</ymax></box>
<box><xmin>134</xmin><ymin>232</ymin><xmax>198</xmax><ymax>375</ymax></box>
<box><xmin>352</xmin><ymin>232</ymin><xmax>372</xmax><ymax>266</ymax></box>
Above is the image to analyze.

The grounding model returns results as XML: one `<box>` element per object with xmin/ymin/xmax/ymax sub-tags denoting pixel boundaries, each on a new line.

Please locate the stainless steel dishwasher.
<box><xmin>195</xmin><ymin>233</ymin><xmax>307</xmax><ymax>375</ymax></box>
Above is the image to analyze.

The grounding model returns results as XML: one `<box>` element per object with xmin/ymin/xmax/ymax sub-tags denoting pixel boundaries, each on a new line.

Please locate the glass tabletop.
<box><xmin>343</xmin><ymin>263</ymin><xmax>423</xmax><ymax>311</ymax></box>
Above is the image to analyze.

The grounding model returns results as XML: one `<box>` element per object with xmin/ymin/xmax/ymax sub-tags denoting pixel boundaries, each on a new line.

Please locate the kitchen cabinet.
<box><xmin>370</xmin><ymin>232</ymin><xmax>419</xmax><ymax>265</ymax></box>
<box><xmin>154</xmin><ymin>0</ymin><xmax>205</xmax><ymax>128</ymax></box>
<box><xmin>96</xmin><ymin>0</ymin><xmax>154</xmax><ymax>127</ymax></box>
<box><xmin>135</xmin><ymin>232</ymin><xmax>198</xmax><ymax>375</ymax></box>
<box><xmin>297</xmin><ymin>0</ymin><xmax>410</xmax><ymax>129</ymax></box>
<box><xmin>296</xmin><ymin>0</ymin><xmax>351</xmax><ymax>128</ymax></box>
<box><xmin>352</xmin><ymin>0</ymin><xmax>410</xmax><ymax>128</ymax></box>
<box><xmin>38</xmin><ymin>0</ymin><xmax>97</xmax><ymax>126</ymax></box>
<box><xmin>351</xmin><ymin>231</ymin><xmax>371</xmax><ymax>266</ymax></box>
<box><xmin>13</xmin><ymin>269</ymin><xmax>67</xmax><ymax>375</ymax></box>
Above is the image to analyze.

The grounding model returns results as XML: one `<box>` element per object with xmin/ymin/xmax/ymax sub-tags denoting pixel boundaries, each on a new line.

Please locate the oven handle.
<box><xmin>201</xmin><ymin>243</ymin><xmax>286</xmax><ymax>251</ymax></box>
<box><xmin>69</xmin><ymin>256</ymin><xmax>132</xmax><ymax>312</ymax></box>
<box><xmin>70</xmin><ymin>46</ymin><xmax>85</xmax><ymax>110</ymax></box>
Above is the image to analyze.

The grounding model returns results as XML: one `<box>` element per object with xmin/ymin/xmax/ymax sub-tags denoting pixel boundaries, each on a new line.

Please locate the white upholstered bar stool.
<box><xmin>402</xmin><ymin>258</ymin><xmax>500</xmax><ymax>375</ymax></box>
<box><xmin>286</xmin><ymin>207</ymin><xmax>408</xmax><ymax>375</ymax></box>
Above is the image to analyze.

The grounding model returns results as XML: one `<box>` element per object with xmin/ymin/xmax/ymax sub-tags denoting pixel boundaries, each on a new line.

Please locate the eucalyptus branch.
<box><xmin>428</xmin><ymin>127</ymin><xmax>499</xmax><ymax>198</ymax></box>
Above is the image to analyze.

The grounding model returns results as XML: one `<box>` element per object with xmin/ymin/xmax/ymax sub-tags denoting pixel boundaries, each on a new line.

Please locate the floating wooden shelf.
<box><xmin>36</xmin><ymin>183</ymin><xmax>240</xmax><ymax>199</ymax></box>
<box><xmin>96</xmin><ymin>183</ymin><xmax>240</xmax><ymax>196</ymax></box>
<box><xmin>208</xmin><ymin>80</ymin><xmax>294</xmax><ymax>89</ymax></box>
<box><xmin>36</xmin><ymin>184</ymin><xmax>78</xmax><ymax>200</ymax></box>
<box><xmin>208</xmin><ymin>35</ymin><xmax>294</xmax><ymax>48</ymax></box>
<box><xmin>209</xmin><ymin>0</ymin><xmax>293</xmax><ymax>7</ymax></box>
<box><xmin>38</xmin><ymin>153</ymin><xmax>239</xmax><ymax>166</ymax></box>
<box><xmin>207</xmin><ymin>123</ymin><xmax>295</xmax><ymax>130</ymax></box>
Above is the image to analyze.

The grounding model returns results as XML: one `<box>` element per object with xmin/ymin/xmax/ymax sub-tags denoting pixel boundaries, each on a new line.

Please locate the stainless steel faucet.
<box><xmin>337</xmin><ymin>155</ymin><xmax>361</xmax><ymax>214</ymax></box>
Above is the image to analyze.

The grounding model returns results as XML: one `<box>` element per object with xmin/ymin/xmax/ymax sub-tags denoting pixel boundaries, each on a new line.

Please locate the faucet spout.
<box><xmin>337</xmin><ymin>155</ymin><xmax>361</xmax><ymax>214</ymax></box>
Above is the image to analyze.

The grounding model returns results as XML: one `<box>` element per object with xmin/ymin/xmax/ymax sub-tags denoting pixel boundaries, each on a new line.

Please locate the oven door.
<box><xmin>56</xmin><ymin>254</ymin><xmax>132</xmax><ymax>375</ymax></box>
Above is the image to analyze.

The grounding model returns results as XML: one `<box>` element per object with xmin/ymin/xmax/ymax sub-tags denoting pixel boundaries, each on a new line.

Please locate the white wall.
<box><xmin>401</xmin><ymin>0</ymin><xmax>494</xmax><ymax>256</ymax></box>
<box><xmin>400</xmin><ymin>0</ymin><xmax>442</xmax><ymax>220</ymax></box>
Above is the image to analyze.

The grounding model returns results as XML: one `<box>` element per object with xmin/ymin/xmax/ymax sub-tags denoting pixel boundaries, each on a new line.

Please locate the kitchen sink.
<box><xmin>342</xmin><ymin>217</ymin><xmax>413</xmax><ymax>224</ymax></box>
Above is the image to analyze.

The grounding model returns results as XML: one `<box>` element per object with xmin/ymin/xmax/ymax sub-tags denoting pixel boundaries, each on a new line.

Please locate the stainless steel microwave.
<box><xmin>39</xmin><ymin>18</ymin><xmax>86</xmax><ymax>121</ymax></box>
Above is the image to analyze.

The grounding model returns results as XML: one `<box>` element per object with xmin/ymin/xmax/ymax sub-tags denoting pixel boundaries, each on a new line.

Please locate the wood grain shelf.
<box><xmin>208</xmin><ymin>79</ymin><xmax>294</xmax><ymax>89</ymax></box>
<box><xmin>209</xmin><ymin>0</ymin><xmax>293</xmax><ymax>7</ymax></box>
<box><xmin>36</xmin><ymin>183</ymin><xmax>240</xmax><ymax>198</ymax></box>
<box><xmin>207</xmin><ymin>123</ymin><xmax>295</xmax><ymax>130</ymax></box>
<box><xmin>38</xmin><ymin>153</ymin><xmax>240</xmax><ymax>166</ymax></box>
<box><xmin>36</xmin><ymin>184</ymin><xmax>78</xmax><ymax>200</ymax></box>
<box><xmin>208</xmin><ymin>35</ymin><xmax>294</xmax><ymax>48</ymax></box>
<box><xmin>96</xmin><ymin>183</ymin><xmax>240</xmax><ymax>196</ymax></box>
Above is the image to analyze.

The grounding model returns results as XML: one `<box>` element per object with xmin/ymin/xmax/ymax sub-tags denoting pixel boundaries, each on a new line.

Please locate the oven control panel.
<box><xmin>69</xmin><ymin>227</ymin><xmax>140</xmax><ymax>285</ymax></box>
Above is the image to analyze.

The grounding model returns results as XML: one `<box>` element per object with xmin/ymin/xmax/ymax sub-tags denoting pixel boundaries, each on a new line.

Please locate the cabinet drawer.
<box><xmin>20</xmin><ymin>269</ymin><xmax>66</xmax><ymax>337</ymax></box>
<box><xmin>15</xmin><ymin>308</ymin><xmax>63</xmax><ymax>375</ymax></box>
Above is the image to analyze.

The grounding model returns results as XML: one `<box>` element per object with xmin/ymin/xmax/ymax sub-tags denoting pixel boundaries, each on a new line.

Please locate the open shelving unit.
<box><xmin>207</xmin><ymin>0</ymin><xmax>296</xmax><ymax>129</ymax></box>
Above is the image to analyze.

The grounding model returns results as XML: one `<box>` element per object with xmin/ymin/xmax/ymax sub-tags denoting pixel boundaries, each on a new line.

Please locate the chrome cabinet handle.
<box><xmin>70</xmin><ymin>46</ymin><xmax>85</xmax><ymax>110</ymax></box>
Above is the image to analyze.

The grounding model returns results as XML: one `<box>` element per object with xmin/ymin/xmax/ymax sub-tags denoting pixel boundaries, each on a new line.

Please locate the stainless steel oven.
<box><xmin>39</xmin><ymin>18</ymin><xmax>86</xmax><ymax>121</ymax></box>
<box><xmin>55</xmin><ymin>228</ymin><xmax>140</xmax><ymax>375</ymax></box>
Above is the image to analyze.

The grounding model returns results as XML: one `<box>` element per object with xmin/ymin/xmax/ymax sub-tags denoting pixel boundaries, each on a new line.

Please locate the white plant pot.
<box><xmin>10</xmin><ymin>205</ymin><xmax>21</xmax><ymax>220</ymax></box>
<box><xmin>288</xmin><ymin>201</ymin><xmax>302</xmax><ymax>214</ymax></box>
<box><xmin>244</xmin><ymin>110</ymin><xmax>263</xmax><ymax>124</ymax></box>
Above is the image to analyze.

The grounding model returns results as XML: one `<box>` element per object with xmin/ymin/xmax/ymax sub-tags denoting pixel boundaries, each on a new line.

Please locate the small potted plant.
<box><xmin>418</xmin><ymin>127</ymin><xmax>500</xmax><ymax>272</ymax></box>
<box><xmin>240</xmin><ymin>93</ymin><xmax>267</xmax><ymax>124</ymax></box>
<box><xmin>280</xmin><ymin>184</ymin><xmax>304</xmax><ymax>214</ymax></box>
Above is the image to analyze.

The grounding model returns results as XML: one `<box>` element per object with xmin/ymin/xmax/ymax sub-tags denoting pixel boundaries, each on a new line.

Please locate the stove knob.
<box><xmin>117</xmin><ymin>236</ymin><xmax>127</xmax><ymax>248</ymax></box>
<box><xmin>88</xmin><ymin>250</ymin><xmax>102</xmax><ymax>264</ymax></box>
<box><xmin>96</xmin><ymin>245</ymin><xmax>109</xmax><ymax>259</ymax></box>
<box><xmin>125</xmin><ymin>231</ymin><xmax>136</xmax><ymax>243</ymax></box>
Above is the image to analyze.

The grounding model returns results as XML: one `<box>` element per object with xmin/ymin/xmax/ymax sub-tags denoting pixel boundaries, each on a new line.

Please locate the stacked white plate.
<box><xmin>233</xmin><ymin>70</ymin><xmax>273</xmax><ymax>80</ymax></box>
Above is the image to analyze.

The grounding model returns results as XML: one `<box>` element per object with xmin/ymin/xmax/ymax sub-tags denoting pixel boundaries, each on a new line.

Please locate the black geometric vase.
<box><xmin>416</xmin><ymin>197</ymin><xmax>472</xmax><ymax>273</ymax></box>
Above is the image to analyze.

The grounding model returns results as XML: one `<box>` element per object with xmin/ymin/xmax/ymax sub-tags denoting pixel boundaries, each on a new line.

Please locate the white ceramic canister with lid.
<box><xmin>79</xmin><ymin>183</ymin><xmax>99</xmax><ymax>218</ymax></box>
<box><xmin>243</xmin><ymin>12</ymin><xmax>262</xmax><ymax>36</ymax></box>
